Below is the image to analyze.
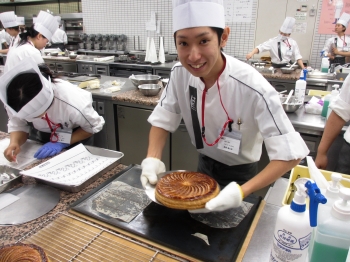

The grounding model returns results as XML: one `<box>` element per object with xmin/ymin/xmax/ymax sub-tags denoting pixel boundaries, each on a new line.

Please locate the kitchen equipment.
<box><xmin>307</xmin><ymin>71</ymin><xmax>335</xmax><ymax>80</ymax></box>
<box><xmin>282</xmin><ymin>97</ymin><xmax>303</xmax><ymax>113</ymax></box>
<box><xmin>67</xmin><ymin>75</ymin><xmax>98</xmax><ymax>82</ymax></box>
<box><xmin>101</xmin><ymin>34</ymin><xmax>110</xmax><ymax>50</ymax></box>
<box><xmin>68</xmin><ymin>53</ymin><xmax>77</xmax><ymax>59</ymax></box>
<box><xmin>129</xmin><ymin>74</ymin><xmax>161</xmax><ymax>87</ymax></box>
<box><xmin>0</xmin><ymin>184</ymin><xmax>59</xmax><ymax>225</ymax></box>
<box><xmin>138</xmin><ymin>83</ymin><xmax>162</xmax><ymax>96</ymax></box>
<box><xmin>25</xmin><ymin>145</ymin><xmax>124</xmax><ymax>192</ymax></box>
<box><xmin>49</xmin><ymin>51</ymin><xmax>58</xmax><ymax>56</ymax></box>
<box><xmin>61</xmin><ymin>14</ymin><xmax>83</xmax><ymax>51</ymax></box>
<box><xmin>71</xmin><ymin>165</ymin><xmax>261</xmax><ymax>262</ymax></box>
<box><xmin>22</xmin><ymin>213</ymin><xmax>190</xmax><ymax>262</ymax></box>
<box><xmin>280</xmin><ymin>67</ymin><xmax>295</xmax><ymax>74</ymax></box>
<box><xmin>0</xmin><ymin>165</ymin><xmax>22</xmax><ymax>193</ymax></box>
<box><xmin>94</xmin><ymin>33</ymin><xmax>102</xmax><ymax>50</ymax></box>
<box><xmin>283</xmin><ymin>89</ymin><xmax>294</xmax><ymax>104</ymax></box>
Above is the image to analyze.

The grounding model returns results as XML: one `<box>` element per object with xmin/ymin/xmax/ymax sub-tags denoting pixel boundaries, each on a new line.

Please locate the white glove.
<box><xmin>140</xmin><ymin>157</ymin><xmax>166</xmax><ymax>188</ymax></box>
<box><xmin>189</xmin><ymin>182</ymin><xmax>243</xmax><ymax>213</ymax></box>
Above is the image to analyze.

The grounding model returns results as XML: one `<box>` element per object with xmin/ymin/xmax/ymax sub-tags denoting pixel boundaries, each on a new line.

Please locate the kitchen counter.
<box><xmin>0</xmin><ymin>131</ymin><xmax>127</xmax><ymax>246</ymax></box>
<box><xmin>42</xmin><ymin>55</ymin><xmax>78</xmax><ymax>62</ymax></box>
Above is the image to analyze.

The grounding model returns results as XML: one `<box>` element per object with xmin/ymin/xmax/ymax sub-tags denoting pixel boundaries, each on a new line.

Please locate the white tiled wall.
<box><xmin>81</xmin><ymin>0</ymin><xmax>258</xmax><ymax>58</ymax></box>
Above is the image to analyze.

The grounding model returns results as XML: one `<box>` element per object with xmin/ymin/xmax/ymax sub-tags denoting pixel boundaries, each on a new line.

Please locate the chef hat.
<box><xmin>338</xmin><ymin>12</ymin><xmax>350</xmax><ymax>28</ymax></box>
<box><xmin>0</xmin><ymin>58</ymin><xmax>54</xmax><ymax>120</ymax></box>
<box><xmin>0</xmin><ymin>11</ymin><xmax>18</xmax><ymax>28</ymax></box>
<box><xmin>280</xmin><ymin>17</ymin><xmax>295</xmax><ymax>34</ymax></box>
<box><xmin>34</xmin><ymin>11</ymin><xmax>58</xmax><ymax>41</ymax></box>
<box><xmin>16</xmin><ymin>16</ymin><xmax>25</xmax><ymax>26</ymax></box>
<box><xmin>55</xmin><ymin>16</ymin><xmax>61</xmax><ymax>24</ymax></box>
<box><xmin>172</xmin><ymin>0</ymin><xmax>225</xmax><ymax>33</ymax></box>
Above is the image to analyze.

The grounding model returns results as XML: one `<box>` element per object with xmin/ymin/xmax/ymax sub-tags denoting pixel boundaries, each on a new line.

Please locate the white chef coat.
<box><xmin>329</xmin><ymin>75</ymin><xmax>350</xmax><ymax>143</ymax></box>
<box><xmin>0</xmin><ymin>29</ymin><xmax>11</xmax><ymax>48</ymax></box>
<box><xmin>50</xmin><ymin>28</ymin><xmax>68</xmax><ymax>44</ymax></box>
<box><xmin>256</xmin><ymin>36</ymin><xmax>303</xmax><ymax>65</ymax></box>
<box><xmin>148</xmin><ymin>53</ymin><xmax>309</xmax><ymax>166</ymax></box>
<box><xmin>322</xmin><ymin>35</ymin><xmax>350</xmax><ymax>57</ymax></box>
<box><xmin>7</xmin><ymin>79</ymin><xmax>105</xmax><ymax>135</ymax></box>
<box><xmin>4</xmin><ymin>41</ymin><xmax>44</xmax><ymax>73</ymax></box>
<box><xmin>9</xmin><ymin>34</ymin><xmax>20</xmax><ymax>49</ymax></box>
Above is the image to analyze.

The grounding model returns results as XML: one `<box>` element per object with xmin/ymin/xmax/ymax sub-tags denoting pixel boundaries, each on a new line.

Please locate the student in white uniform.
<box><xmin>4</xmin><ymin>10</ymin><xmax>58</xmax><ymax>72</ymax></box>
<box><xmin>0</xmin><ymin>58</ymin><xmax>105</xmax><ymax>161</ymax></box>
<box><xmin>246</xmin><ymin>17</ymin><xmax>305</xmax><ymax>69</ymax></box>
<box><xmin>0</xmin><ymin>27</ymin><xmax>11</xmax><ymax>49</ymax></box>
<box><xmin>140</xmin><ymin>0</ymin><xmax>309</xmax><ymax>212</ymax></box>
<box><xmin>322</xmin><ymin>12</ymin><xmax>350</xmax><ymax>66</ymax></box>
<box><xmin>50</xmin><ymin>16</ymin><xmax>68</xmax><ymax>52</ymax></box>
<box><xmin>0</xmin><ymin>11</ymin><xmax>20</xmax><ymax>52</ymax></box>
<box><xmin>316</xmin><ymin>74</ymin><xmax>350</xmax><ymax>174</ymax></box>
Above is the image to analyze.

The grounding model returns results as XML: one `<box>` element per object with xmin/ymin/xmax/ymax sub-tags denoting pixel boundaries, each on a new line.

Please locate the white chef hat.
<box><xmin>0</xmin><ymin>58</ymin><xmax>54</xmax><ymax>120</ymax></box>
<box><xmin>55</xmin><ymin>16</ymin><xmax>61</xmax><ymax>24</ymax></box>
<box><xmin>16</xmin><ymin>16</ymin><xmax>25</xmax><ymax>26</ymax></box>
<box><xmin>280</xmin><ymin>17</ymin><xmax>295</xmax><ymax>34</ymax></box>
<box><xmin>0</xmin><ymin>11</ymin><xmax>18</xmax><ymax>28</ymax></box>
<box><xmin>172</xmin><ymin>0</ymin><xmax>225</xmax><ymax>33</ymax></box>
<box><xmin>338</xmin><ymin>12</ymin><xmax>350</xmax><ymax>28</ymax></box>
<box><xmin>34</xmin><ymin>11</ymin><xmax>59</xmax><ymax>41</ymax></box>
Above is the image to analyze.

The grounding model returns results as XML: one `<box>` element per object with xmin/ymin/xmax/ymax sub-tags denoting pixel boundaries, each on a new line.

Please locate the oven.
<box><xmin>109</xmin><ymin>63</ymin><xmax>152</xmax><ymax>77</ymax></box>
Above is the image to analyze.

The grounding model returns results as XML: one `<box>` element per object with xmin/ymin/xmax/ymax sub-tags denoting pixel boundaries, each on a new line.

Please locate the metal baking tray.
<box><xmin>307</xmin><ymin>71</ymin><xmax>335</xmax><ymax>79</ymax></box>
<box><xmin>0</xmin><ymin>165</ymin><xmax>22</xmax><ymax>193</ymax></box>
<box><xmin>35</xmin><ymin>146</ymin><xmax>123</xmax><ymax>193</ymax></box>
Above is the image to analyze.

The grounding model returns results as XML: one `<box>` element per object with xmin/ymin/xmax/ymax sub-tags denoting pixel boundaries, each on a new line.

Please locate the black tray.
<box><xmin>71</xmin><ymin>165</ymin><xmax>261</xmax><ymax>262</ymax></box>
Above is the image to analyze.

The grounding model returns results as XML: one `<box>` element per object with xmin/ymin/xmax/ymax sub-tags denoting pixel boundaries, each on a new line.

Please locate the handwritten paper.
<box><xmin>224</xmin><ymin>0</ymin><xmax>253</xmax><ymax>23</ymax></box>
<box><xmin>21</xmin><ymin>144</ymin><xmax>118</xmax><ymax>186</ymax></box>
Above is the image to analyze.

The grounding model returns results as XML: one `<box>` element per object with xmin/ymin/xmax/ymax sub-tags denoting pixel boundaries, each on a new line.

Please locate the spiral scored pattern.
<box><xmin>0</xmin><ymin>243</ymin><xmax>50</xmax><ymax>262</ymax></box>
<box><xmin>155</xmin><ymin>172</ymin><xmax>220</xmax><ymax>209</ymax></box>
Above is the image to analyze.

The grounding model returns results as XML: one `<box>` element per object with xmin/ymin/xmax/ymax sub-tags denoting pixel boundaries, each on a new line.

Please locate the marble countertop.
<box><xmin>0</xmin><ymin>131</ymin><xmax>128</xmax><ymax>246</ymax></box>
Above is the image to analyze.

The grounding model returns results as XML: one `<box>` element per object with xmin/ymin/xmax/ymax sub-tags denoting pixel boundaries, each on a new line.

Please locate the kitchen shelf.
<box><xmin>0</xmin><ymin>0</ymin><xmax>57</xmax><ymax>5</ymax></box>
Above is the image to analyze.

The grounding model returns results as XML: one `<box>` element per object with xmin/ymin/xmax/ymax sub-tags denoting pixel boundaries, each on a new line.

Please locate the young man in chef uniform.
<box><xmin>5</xmin><ymin>10</ymin><xmax>58</xmax><ymax>73</ymax></box>
<box><xmin>246</xmin><ymin>17</ymin><xmax>305</xmax><ymax>69</ymax></box>
<box><xmin>49</xmin><ymin>16</ymin><xmax>68</xmax><ymax>52</ymax></box>
<box><xmin>140</xmin><ymin>0</ymin><xmax>309</xmax><ymax>212</ymax></box>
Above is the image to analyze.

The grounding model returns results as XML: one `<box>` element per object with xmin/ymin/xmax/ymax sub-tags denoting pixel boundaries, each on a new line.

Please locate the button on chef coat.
<box><xmin>256</xmin><ymin>36</ymin><xmax>303</xmax><ymax>64</ymax></box>
<box><xmin>329</xmin><ymin>75</ymin><xmax>350</xmax><ymax>143</ymax></box>
<box><xmin>322</xmin><ymin>35</ymin><xmax>350</xmax><ymax>57</ymax></box>
<box><xmin>6</xmin><ymin>79</ymin><xmax>105</xmax><ymax>135</ymax></box>
<box><xmin>4</xmin><ymin>41</ymin><xmax>44</xmax><ymax>73</ymax></box>
<box><xmin>50</xmin><ymin>28</ymin><xmax>68</xmax><ymax>45</ymax></box>
<box><xmin>148</xmin><ymin>53</ymin><xmax>309</xmax><ymax>166</ymax></box>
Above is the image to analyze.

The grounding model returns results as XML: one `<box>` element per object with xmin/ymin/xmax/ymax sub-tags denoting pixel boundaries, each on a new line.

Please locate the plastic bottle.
<box><xmin>310</xmin><ymin>188</ymin><xmax>350</xmax><ymax>262</ymax></box>
<box><xmin>269</xmin><ymin>179</ymin><xmax>326</xmax><ymax>262</ymax></box>
<box><xmin>321</xmin><ymin>93</ymin><xmax>331</xmax><ymax>117</ymax></box>
<box><xmin>321</xmin><ymin>57</ymin><xmax>330</xmax><ymax>73</ymax></box>
<box><xmin>294</xmin><ymin>69</ymin><xmax>307</xmax><ymax>103</ymax></box>
<box><xmin>326</xmin><ymin>84</ymin><xmax>340</xmax><ymax>119</ymax></box>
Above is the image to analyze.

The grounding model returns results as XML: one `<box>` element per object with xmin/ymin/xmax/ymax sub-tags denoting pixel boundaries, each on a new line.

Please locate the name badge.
<box><xmin>286</xmin><ymin>50</ymin><xmax>293</xmax><ymax>56</ymax></box>
<box><xmin>217</xmin><ymin>129</ymin><xmax>242</xmax><ymax>155</ymax></box>
<box><xmin>343</xmin><ymin>47</ymin><xmax>349</xmax><ymax>52</ymax></box>
<box><xmin>56</xmin><ymin>129</ymin><xmax>72</xmax><ymax>144</ymax></box>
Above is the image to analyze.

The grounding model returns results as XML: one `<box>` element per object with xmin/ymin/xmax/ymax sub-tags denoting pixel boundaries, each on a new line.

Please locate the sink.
<box><xmin>335</xmin><ymin>73</ymin><xmax>348</xmax><ymax>81</ymax></box>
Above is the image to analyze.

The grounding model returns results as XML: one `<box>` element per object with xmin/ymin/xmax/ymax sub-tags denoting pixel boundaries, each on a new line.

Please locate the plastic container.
<box><xmin>294</xmin><ymin>70</ymin><xmax>307</xmax><ymax>103</ymax></box>
<box><xmin>326</xmin><ymin>84</ymin><xmax>340</xmax><ymax>119</ymax></box>
<box><xmin>309</xmin><ymin>188</ymin><xmax>350</xmax><ymax>262</ymax></box>
<box><xmin>270</xmin><ymin>179</ymin><xmax>326</xmax><ymax>262</ymax></box>
<box><xmin>321</xmin><ymin>93</ymin><xmax>331</xmax><ymax>117</ymax></box>
<box><xmin>321</xmin><ymin>57</ymin><xmax>330</xmax><ymax>73</ymax></box>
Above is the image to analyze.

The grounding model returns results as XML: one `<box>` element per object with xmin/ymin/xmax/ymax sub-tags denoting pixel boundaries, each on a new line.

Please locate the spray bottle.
<box><xmin>294</xmin><ymin>69</ymin><xmax>307</xmax><ymax>103</ymax></box>
<box><xmin>269</xmin><ymin>179</ymin><xmax>327</xmax><ymax>262</ymax></box>
<box><xmin>309</xmin><ymin>188</ymin><xmax>350</xmax><ymax>262</ymax></box>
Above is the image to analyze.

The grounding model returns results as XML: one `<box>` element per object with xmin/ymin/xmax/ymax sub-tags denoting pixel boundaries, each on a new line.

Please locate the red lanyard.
<box><xmin>283</xmin><ymin>39</ymin><xmax>291</xmax><ymax>50</ymax></box>
<box><xmin>201</xmin><ymin>59</ymin><xmax>233</xmax><ymax>146</ymax></box>
<box><xmin>42</xmin><ymin>113</ymin><xmax>62</xmax><ymax>143</ymax></box>
<box><xmin>340</xmin><ymin>35</ymin><xmax>347</xmax><ymax>47</ymax></box>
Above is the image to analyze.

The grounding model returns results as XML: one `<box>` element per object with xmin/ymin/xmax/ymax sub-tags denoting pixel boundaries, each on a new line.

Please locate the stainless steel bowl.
<box><xmin>138</xmin><ymin>84</ymin><xmax>162</xmax><ymax>96</ymax></box>
<box><xmin>280</xmin><ymin>67</ymin><xmax>295</xmax><ymax>74</ymax></box>
<box><xmin>69</xmin><ymin>54</ymin><xmax>77</xmax><ymax>59</ymax></box>
<box><xmin>50</xmin><ymin>52</ymin><xmax>58</xmax><ymax>56</ymax></box>
<box><xmin>280</xmin><ymin>96</ymin><xmax>303</xmax><ymax>113</ymax></box>
<box><xmin>130</xmin><ymin>75</ymin><xmax>161</xmax><ymax>87</ymax></box>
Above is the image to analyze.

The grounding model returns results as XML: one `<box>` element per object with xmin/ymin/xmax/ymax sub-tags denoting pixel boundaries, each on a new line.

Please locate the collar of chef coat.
<box><xmin>0</xmin><ymin>57</ymin><xmax>54</xmax><ymax>120</ymax></box>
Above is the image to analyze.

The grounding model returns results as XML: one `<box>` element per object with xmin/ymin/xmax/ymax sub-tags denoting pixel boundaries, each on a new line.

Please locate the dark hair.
<box><xmin>342</xmin><ymin>25</ymin><xmax>346</xmax><ymax>32</ymax></box>
<box><xmin>173</xmin><ymin>27</ymin><xmax>224</xmax><ymax>48</ymax></box>
<box><xmin>6</xmin><ymin>26</ymin><xmax>19</xmax><ymax>31</ymax></box>
<box><xmin>6</xmin><ymin>63</ymin><xmax>56</xmax><ymax>112</ymax></box>
<box><xmin>18</xmin><ymin>25</ymin><xmax>43</xmax><ymax>46</ymax></box>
